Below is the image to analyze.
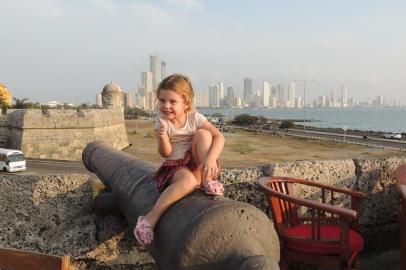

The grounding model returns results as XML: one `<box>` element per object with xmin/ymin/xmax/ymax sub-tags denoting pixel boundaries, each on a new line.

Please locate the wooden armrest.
<box><xmin>259</xmin><ymin>177</ymin><xmax>366</xmax><ymax>199</ymax></box>
<box><xmin>258</xmin><ymin>179</ymin><xmax>358</xmax><ymax>221</ymax></box>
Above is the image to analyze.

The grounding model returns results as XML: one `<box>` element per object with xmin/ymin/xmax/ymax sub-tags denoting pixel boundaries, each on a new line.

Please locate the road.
<box><xmin>225</xmin><ymin>124</ymin><xmax>406</xmax><ymax>151</ymax></box>
<box><xmin>0</xmin><ymin>158</ymin><xmax>97</xmax><ymax>176</ymax></box>
<box><xmin>287</xmin><ymin>128</ymin><xmax>406</xmax><ymax>150</ymax></box>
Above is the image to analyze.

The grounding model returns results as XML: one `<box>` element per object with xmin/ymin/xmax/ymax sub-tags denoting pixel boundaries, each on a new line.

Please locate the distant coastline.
<box><xmin>199</xmin><ymin>107</ymin><xmax>406</xmax><ymax>133</ymax></box>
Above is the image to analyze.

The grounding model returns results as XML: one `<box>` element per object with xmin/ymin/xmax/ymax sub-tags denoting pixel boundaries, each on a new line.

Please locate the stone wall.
<box><xmin>4</xmin><ymin>109</ymin><xmax>129</xmax><ymax>160</ymax></box>
<box><xmin>0</xmin><ymin>157</ymin><xmax>404</xmax><ymax>268</ymax></box>
<box><xmin>220</xmin><ymin>157</ymin><xmax>406</xmax><ymax>253</ymax></box>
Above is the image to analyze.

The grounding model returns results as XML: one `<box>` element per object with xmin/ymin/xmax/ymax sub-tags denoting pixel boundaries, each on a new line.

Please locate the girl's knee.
<box><xmin>193</xmin><ymin>129</ymin><xmax>212</xmax><ymax>144</ymax></box>
<box><xmin>172</xmin><ymin>169</ymin><xmax>200</xmax><ymax>188</ymax></box>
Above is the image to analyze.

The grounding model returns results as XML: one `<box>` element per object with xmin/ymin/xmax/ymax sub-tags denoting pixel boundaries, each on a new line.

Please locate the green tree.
<box><xmin>13</xmin><ymin>97</ymin><xmax>29</xmax><ymax>109</ymax></box>
<box><xmin>279</xmin><ymin>120</ymin><xmax>295</xmax><ymax>131</ymax></box>
<box><xmin>257</xmin><ymin>115</ymin><xmax>268</xmax><ymax>125</ymax></box>
<box><xmin>124</xmin><ymin>107</ymin><xmax>151</xmax><ymax>120</ymax></box>
<box><xmin>232</xmin><ymin>114</ymin><xmax>258</xmax><ymax>126</ymax></box>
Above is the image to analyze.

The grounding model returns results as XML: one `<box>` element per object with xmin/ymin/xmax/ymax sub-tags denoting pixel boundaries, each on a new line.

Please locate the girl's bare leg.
<box><xmin>143</xmin><ymin>168</ymin><xmax>200</xmax><ymax>229</ymax></box>
<box><xmin>191</xmin><ymin>129</ymin><xmax>213</xmax><ymax>182</ymax></box>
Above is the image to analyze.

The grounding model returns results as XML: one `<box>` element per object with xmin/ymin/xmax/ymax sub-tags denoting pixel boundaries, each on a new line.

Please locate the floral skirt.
<box><xmin>154</xmin><ymin>150</ymin><xmax>198</xmax><ymax>192</ymax></box>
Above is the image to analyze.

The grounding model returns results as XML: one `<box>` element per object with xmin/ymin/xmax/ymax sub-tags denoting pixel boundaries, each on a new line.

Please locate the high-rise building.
<box><xmin>243</xmin><ymin>78</ymin><xmax>253</xmax><ymax>103</ymax></box>
<box><xmin>374</xmin><ymin>94</ymin><xmax>385</xmax><ymax>107</ymax></box>
<box><xmin>341</xmin><ymin>86</ymin><xmax>348</xmax><ymax>108</ymax></box>
<box><xmin>277</xmin><ymin>83</ymin><xmax>284</xmax><ymax>106</ymax></box>
<box><xmin>135</xmin><ymin>94</ymin><xmax>147</xmax><ymax>109</ymax></box>
<box><xmin>226</xmin><ymin>87</ymin><xmax>235</xmax><ymax>107</ymax></box>
<box><xmin>150</xmin><ymin>55</ymin><xmax>162</xmax><ymax>90</ymax></box>
<box><xmin>262</xmin><ymin>81</ymin><xmax>270</xmax><ymax>107</ymax></box>
<box><xmin>141</xmin><ymin>71</ymin><xmax>153</xmax><ymax>94</ymax></box>
<box><xmin>288</xmin><ymin>82</ymin><xmax>296</xmax><ymax>108</ymax></box>
<box><xmin>330</xmin><ymin>89</ymin><xmax>337</xmax><ymax>107</ymax></box>
<box><xmin>295</xmin><ymin>96</ymin><xmax>302</xmax><ymax>108</ymax></box>
<box><xmin>96</xmin><ymin>93</ymin><xmax>102</xmax><ymax>107</ymax></box>
<box><xmin>270</xmin><ymin>96</ymin><xmax>277</xmax><ymax>108</ymax></box>
<box><xmin>124</xmin><ymin>92</ymin><xmax>135</xmax><ymax>108</ymax></box>
<box><xmin>194</xmin><ymin>90</ymin><xmax>209</xmax><ymax>107</ymax></box>
<box><xmin>318</xmin><ymin>96</ymin><xmax>326</xmax><ymax>108</ymax></box>
<box><xmin>209</xmin><ymin>84</ymin><xmax>221</xmax><ymax>107</ymax></box>
<box><xmin>161</xmin><ymin>61</ymin><xmax>166</xmax><ymax>80</ymax></box>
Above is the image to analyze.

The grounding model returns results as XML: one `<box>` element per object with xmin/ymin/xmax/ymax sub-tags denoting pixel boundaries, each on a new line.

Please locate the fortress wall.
<box><xmin>6</xmin><ymin>109</ymin><xmax>129</xmax><ymax>160</ymax></box>
<box><xmin>220</xmin><ymin>157</ymin><xmax>406</xmax><ymax>252</ymax></box>
<box><xmin>0</xmin><ymin>157</ymin><xmax>404</xmax><ymax>268</ymax></box>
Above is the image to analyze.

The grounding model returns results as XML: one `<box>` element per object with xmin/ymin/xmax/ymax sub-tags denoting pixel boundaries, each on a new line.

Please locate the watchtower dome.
<box><xmin>102</xmin><ymin>83</ymin><xmax>124</xmax><ymax>109</ymax></box>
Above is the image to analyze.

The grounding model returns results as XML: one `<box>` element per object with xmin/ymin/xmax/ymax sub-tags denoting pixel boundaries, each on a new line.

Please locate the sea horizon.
<box><xmin>199</xmin><ymin>107</ymin><xmax>406</xmax><ymax>133</ymax></box>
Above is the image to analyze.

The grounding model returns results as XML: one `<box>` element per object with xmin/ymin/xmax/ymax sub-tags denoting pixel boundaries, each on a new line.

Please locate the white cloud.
<box><xmin>165</xmin><ymin>0</ymin><xmax>203</xmax><ymax>10</ymax></box>
<box><xmin>90</xmin><ymin>0</ymin><xmax>118</xmax><ymax>12</ymax></box>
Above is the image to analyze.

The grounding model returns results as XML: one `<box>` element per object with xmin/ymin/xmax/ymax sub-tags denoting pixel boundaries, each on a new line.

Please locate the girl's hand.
<box><xmin>158</xmin><ymin>123</ymin><xmax>168</xmax><ymax>139</ymax></box>
<box><xmin>201</xmin><ymin>157</ymin><xmax>219</xmax><ymax>182</ymax></box>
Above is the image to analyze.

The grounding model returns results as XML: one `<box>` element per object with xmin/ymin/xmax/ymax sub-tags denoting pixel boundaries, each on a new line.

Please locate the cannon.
<box><xmin>82</xmin><ymin>142</ymin><xmax>280</xmax><ymax>270</ymax></box>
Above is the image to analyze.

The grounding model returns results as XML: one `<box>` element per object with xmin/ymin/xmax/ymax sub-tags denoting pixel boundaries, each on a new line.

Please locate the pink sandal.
<box><xmin>134</xmin><ymin>216</ymin><xmax>154</xmax><ymax>246</ymax></box>
<box><xmin>201</xmin><ymin>180</ymin><xmax>224</xmax><ymax>196</ymax></box>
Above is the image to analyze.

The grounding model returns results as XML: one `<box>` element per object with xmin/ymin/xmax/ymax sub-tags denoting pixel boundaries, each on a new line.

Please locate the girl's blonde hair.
<box><xmin>156</xmin><ymin>74</ymin><xmax>195</xmax><ymax>112</ymax></box>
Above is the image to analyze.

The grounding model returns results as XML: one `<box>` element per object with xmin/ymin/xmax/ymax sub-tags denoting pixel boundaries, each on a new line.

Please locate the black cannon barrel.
<box><xmin>83</xmin><ymin>142</ymin><xmax>280</xmax><ymax>270</ymax></box>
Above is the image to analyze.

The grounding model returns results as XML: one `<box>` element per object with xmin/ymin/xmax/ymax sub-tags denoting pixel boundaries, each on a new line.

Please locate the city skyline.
<box><xmin>1</xmin><ymin>1</ymin><xmax>406</xmax><ymax>104</ymax></box>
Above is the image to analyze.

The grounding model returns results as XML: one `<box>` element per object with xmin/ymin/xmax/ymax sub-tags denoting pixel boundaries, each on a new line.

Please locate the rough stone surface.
<box><xmin>0</xmin><ymin>174</ymin><xmax>95</xmax><ymax>256</ymax></box>
<box><xmin>2</xmin><ymin>109</ymin><xmax>129</xmax><ymax>160</ymax></box>
<box><xmin>354</xmin><ymin>156</ymin><xmax>406</xmax><ymax>251</ymax></box>
<box><xmin>1</xmin><ymin>156</ymin><xmax>405</xmax><ymax>268</ymax></box>
<box><xmin>219</xmin><ymin>167</ymin><xmax>267</xmax><ymax>211</ymax></box>
<box><xmin>0</xmin><ymin>174</ymin><xmax>155</xmax><ymax>270</ymax></box>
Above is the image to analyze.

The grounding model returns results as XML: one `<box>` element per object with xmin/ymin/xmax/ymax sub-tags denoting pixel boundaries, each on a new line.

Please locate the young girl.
<box><xmin>134</xmin><ymin>74</ymin><xmax>225</xmax><ymax>246</ymax></box>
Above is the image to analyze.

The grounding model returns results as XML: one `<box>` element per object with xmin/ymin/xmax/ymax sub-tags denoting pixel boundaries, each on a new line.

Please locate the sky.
<box><xmin>1</xmin><ymin>0</ymin><xmax>406</xmax><ymax>105</ymax></box>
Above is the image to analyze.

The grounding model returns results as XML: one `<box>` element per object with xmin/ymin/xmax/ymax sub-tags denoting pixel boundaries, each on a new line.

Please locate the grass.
<box><xmin>124</xmin><ymin>119</ymin><xmax>406</xmax><ymax>168</ymax></box>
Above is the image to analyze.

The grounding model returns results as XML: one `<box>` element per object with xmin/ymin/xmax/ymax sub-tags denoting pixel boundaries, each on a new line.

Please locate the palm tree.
<box><xmin>13</xmin><ymin>97</ymin><xmax>29</xmax><ymax>109</ymax></box>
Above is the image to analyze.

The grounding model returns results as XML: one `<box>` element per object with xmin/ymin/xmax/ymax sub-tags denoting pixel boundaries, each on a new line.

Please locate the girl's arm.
<box><xmin>156</xmin><ymin>122</ymin><xmax>172</xmax><ymax>158</ymax></box>
<box><xmin>200</xmin><ymin>121</ymin><xmax>225</xmax><ymax>180</ymax></box>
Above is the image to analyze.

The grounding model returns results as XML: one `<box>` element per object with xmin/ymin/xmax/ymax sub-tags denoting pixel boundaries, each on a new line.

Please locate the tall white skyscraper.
<box><xmin>96</xmin><ymin>93</ymin><xmax>102</xmax><ymax>107</ymax></box>
<box><xmin>330</xmin><ymin>89</ymin><xmax>337</xmax><ymax>107</ymax></box>
<box><xmin>288</xmin><ymin>82</ymin><xmax>296</xmax><ymax>108</ymax></box>
<box><xmin>341</xmin><ymin>86</ymin><xmax>348</xmax><ymax>108</ymax></box>
<box><xmin>226</xmin><ymin>87</ymin><xmax>235</xmax><ymax>107</ymax></box>
<box><xmin>295</xmin><ymin>96</ymin><xmax>302</xmax><ymax>108</ymax></box>
<box><xmin>209</xmin><ymin>84</ymin><xmax>221</xmax><ymax>107</ymax></box>
<box><xmin>262</xmin><ymin>81</ymin><xmax>270</xmax><ymax>107</ymax></box>
<box><xmin>150</xmin><ymin>55</ymin><xmax>162</xmax><ymax>90</ymax></box>
<box><xmin>243</xmin><ymin>78</ymin><xmax>253</xmax><ymax>103</ymax></box>
<box><xmin>141</xmin><ymin>72</ymin><xmax>153</xmax><ymax>94</ymax></box>
<box><xmin>194</xmin><ymin>90</ymin><xmax>209</xmax><ymax>107</ymax></box>
<box><xmin>161</xmin><ymin>61</ymin><xmax>166</xmax><ymax>80</ymax></box>
<box><xmin>124</xmin><ymin>92</ymin><xmax>135</xmax><ymax>108</ymax></box>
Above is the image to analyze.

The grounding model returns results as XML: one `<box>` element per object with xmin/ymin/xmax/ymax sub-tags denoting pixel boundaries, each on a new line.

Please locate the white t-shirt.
<box><xmin>154</xmin><ymin>111</ymin><xmax>207</xmax><ymax>160</ymax></box>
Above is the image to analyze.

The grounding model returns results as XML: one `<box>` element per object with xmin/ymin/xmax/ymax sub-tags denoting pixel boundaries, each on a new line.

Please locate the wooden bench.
<box><xmin>0</xmin><ymin>248</ymin><xmax>70</xmax><ymax>270</ymax></box>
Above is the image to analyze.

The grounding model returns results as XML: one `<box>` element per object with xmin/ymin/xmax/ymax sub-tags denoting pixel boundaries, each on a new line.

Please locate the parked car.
<box><xmin>383</xmin><ymin>132</ymin><xmax>402</xmax><ymax>139</ymax></box>
<box><xmin>0</xmin><ymin>148</ymin><xmax>26</xmax><ymax>172</ymax></box>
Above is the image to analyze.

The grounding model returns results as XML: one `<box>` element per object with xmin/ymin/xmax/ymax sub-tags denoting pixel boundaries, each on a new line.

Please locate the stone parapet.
<box><xmin>5</xmin><ymin>109</ymin><xmax>129</xmax><ymax>160</ymax></box>
<box><xmin>0</xmin><ymin>155</ymin><xmax>405</xmax><ymax>268</ymax></box>
<box><xmin>7</xmin><ymin>109</ymin><xmax>125</xmax><ymax>129</ymax></box>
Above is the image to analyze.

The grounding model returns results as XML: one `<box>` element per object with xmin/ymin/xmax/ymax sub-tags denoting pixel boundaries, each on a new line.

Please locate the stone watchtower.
<box><xmin>102</xmin><ymin>83</ymin><xmax>124</xmax><ymax>110</ymax></box>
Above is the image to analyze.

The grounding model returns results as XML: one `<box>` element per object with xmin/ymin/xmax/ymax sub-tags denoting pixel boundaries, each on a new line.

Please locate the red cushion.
<box><xmin>284</xmin><ymin>224</ymin><xmax>364</xmax><ymax>254</ymax></box>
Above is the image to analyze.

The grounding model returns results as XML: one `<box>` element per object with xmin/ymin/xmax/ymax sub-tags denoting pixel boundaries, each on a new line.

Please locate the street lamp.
<box><xmin>294</xmin><ymin>79</ymin><xmax>316</xmax><ymax>131</ymax></box>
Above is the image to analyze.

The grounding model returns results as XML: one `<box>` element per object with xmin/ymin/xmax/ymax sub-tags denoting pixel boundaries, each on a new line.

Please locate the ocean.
<box><xmin>199</xmin><ymin>107</ymin><xmax>406</xmax><ymax>133</ymax></box>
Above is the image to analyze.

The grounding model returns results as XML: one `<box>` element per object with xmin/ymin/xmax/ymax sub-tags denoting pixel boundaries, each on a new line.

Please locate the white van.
<box><xmin>0</xmin><ymin>148</ymin><xmax>26</xmax><ymax>172</ymax></box>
